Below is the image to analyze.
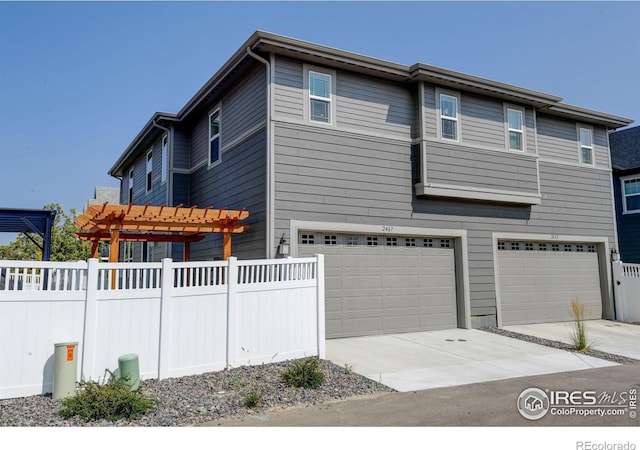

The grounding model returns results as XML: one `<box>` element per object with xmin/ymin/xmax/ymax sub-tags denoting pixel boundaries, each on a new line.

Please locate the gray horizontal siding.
<box><xmin>273</xmin><ymin>56</ymin><xmax>413</xmax><ymax>139</ymax></box>
<box><xmin>336</xmin><ymin>72</ymin><xmax>413</xmax><ymax>139</ymax></box>
<box><xmin>173</xmin><ymin>128</ymin><xmax>190</xmax><ymax>170</ymax></box>
<box><xmin>221</xmin><ymin>66</ymin><xmax>266</xmax><ymax>148</ymax></box>
<box><xmin>537</xmin><ymin>114</ymin><xmax>578</xmax><ymax>162</ymax></box>
<box><xmin>274</xmin><ymin>122</ymin><xmax>615</xmax><ymax>321</ymax></box>
<box><xmin>425</xmin><ymin>142</ymin><xmax>539</xmax><ymax>194</ymax></box>
<box><xmin>594</xmin><ymin>127</ymin><xmax>611</xmax><ymax>168</ymax></box>
<box><xmin>273</xmin><ymin>57</ymin><xmax>304</xmax><ymax>121</ymax></box>
<box><xmin>189</xmin><ymin>128</ymin><xmax>267</xmax><ymax>260</ymax></box>
<box><xmin>459</xmin><ymin>93</ymin><xmax>505</xmax><ymax>149</ymax></box>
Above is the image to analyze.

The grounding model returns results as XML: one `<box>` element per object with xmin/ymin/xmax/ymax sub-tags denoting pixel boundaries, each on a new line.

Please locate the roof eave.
<box><xmin>544</xmin><ymin>104</ymin><xmax>633</xmax><ymax>129</ymax></box>
<box><xmin>108</xmin><ymin>112</ymin><xmax>178</xmax><ymax>178</ymax></box>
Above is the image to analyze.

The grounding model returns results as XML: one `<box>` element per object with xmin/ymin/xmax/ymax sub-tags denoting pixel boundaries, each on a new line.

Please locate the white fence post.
<box><xmin>81</xmin><ymin>258</ymin><xmax>99</xmax><ymax>381</ymax></box>
<box><xmin>157</xmin><ymin>258</ymin><xmax>174</xmax><ymax>380</ymax></box>
<box><xmin>315</xmin><ymin>254</ymin><xmax>326</xmax><ymax>359</ymax></box>
<box><xmin>226</xmin><ymin>257</ymin><xmax>238</xmax><ymax>369</ymax></box>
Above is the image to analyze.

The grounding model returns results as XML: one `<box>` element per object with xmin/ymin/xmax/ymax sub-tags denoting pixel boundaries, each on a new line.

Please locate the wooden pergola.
<box><xmin>75</xmin><ymin>203</ymin><xmax>250</xmax><ymax>262</ymax></box>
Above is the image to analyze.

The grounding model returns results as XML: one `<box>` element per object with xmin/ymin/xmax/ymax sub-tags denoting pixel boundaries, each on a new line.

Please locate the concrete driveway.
<box><xmin>503</xmin><ymin>319</ymin><xmax>640</xmax><ymax>360</ymax></box>
<box><xmin>326</xmin><ymin>328</ymin><xmax>617</xmax><ymax>392</ymax></box>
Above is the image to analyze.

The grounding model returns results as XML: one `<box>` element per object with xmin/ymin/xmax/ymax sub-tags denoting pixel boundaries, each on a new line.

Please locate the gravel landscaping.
<box><xmin>0</xmin><ymin>359</ymin><xmax>394</xmax><ymax>427</ymax></box>
<box><xmin>482</xmin><ymin>327</ymin><xmax>640</xmax><ymax>364</ymax></box>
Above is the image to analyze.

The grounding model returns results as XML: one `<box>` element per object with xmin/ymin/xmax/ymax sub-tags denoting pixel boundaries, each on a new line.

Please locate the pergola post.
<box><xmin>91</xmin><ymin>241</ymin><xmax>100</xmax><ymax>259</ymax></box>
<box><xmin>223</xmin><ymin>232</ymin><xmax>232</xmax><ymax>260</ymax></box>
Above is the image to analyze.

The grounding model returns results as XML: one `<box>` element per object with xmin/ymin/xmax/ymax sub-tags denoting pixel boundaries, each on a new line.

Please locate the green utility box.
<box><xmin>118</xmin><ymin>353</ymin><xmax>140</xmax><ymax>390</ymax></box>
<box><xmin>53</xmin><ymin>342</ymin><xmax>78</xmax><ymax>400</ymax></box>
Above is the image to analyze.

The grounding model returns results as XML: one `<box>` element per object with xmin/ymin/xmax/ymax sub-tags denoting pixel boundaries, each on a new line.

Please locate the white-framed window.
<box><xmin>345</xmin><ymin>235</ymin><xmax>359</xmax><ymax>246</ymax></box>
<box><xmin>146</xmin><ymin>150</ymin><xmax>153</xmax><ymax>192</ymax></box>
<box><xmin>506</xmin><ymin>106</ymin><xmax>525</xmax><ymax>151</ymax></box>
<box><xmin>142</xmin><ymin>242</ymin><xmax>154</xmax><ymax>262</ymax></box>
<box><xmin>209</xmin><ymin>108</ymin><xmax>221</xmax><ymax>166</ymax></box>
<box><xmin>304</xmin><ymin>65</ymin><xmax>336</xmax><ymax>126</ymax></box>
<box><xmin>161</xmin><ymin>134</ymin><xmax>168</xmax><ymax>183</ymax></box>
<box><xmin>437</xmin><ymin>89</ymin><xmax>460</xmax><ymax>141</ymax></box>
<box><xmin>128</xmin><ymin>169</ymin><xmax>134</xmax><ymax>204</ymax></box>
<box><xmin>621</xmin><ymin>175</ymin><xmax>640</xmax><ymax>213</ymax></box>
<box><xmin>578</xmin><ymin>126</ymin><xmax>594</xmax><ymax>165</ymax></box>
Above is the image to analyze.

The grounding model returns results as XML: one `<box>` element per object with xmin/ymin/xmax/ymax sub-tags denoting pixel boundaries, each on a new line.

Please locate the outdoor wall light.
<box><xmin>277</xmin><ymin>234</ymin><xmax>290</xmax><ymax>257</ymax></box>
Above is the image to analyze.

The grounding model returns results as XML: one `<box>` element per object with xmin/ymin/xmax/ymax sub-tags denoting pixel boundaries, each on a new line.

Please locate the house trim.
<box><xmin>416</xmin><ymin>182</ymin><xmax>542</xmax><ymax>205</ymax></box>
<box><xmin>620</xmin><ymin>173</ymin><xmax>640</xmax><ymax>215</ymax></box>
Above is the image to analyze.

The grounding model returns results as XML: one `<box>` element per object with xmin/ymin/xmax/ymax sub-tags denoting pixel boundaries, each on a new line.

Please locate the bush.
<box><xmin>280</xmin><ymin>357</ymin><xmax>325</xmax><ymax>389</ymax></box>
<box><xmin>59</xmin><ymin>371</ymin><xmax>157</xmax><ymax>422</ymax></box>
<box><xmin>570</xmin><ymin>298</ymin><xmax>591</xmax><ymax>351</ymax></box>
<box><xmin>244</xmin><ymin>391</ymin><xmax>262</xmax><ymax>408</ymax></box>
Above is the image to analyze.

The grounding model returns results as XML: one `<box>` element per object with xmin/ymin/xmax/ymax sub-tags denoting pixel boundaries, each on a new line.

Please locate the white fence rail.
<box><xmin>612</xmin><ymin>261</ymin><xmax>640</xmax><ymax>323</ymax></box>
<box><xmin>0</xmin><ymin>256</ymin><xmax>325</xmax><ymax>400</ymax></box>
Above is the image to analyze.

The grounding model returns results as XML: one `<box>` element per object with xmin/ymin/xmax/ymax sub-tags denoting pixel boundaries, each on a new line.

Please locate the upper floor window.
<box><xmin>128</xmin><ymin>169</ymin><xmax>134</xmax><ymax>204</ymax></box>
<box><xmin>622</xmin><ymin>175</ymin><xmax>640</xmax><ymax>213</ymax></box>
<box><xmin>507</xmin><ymin>107</ymin><xmax>524</xmax><ymax>151</ymax></box>
<box><xmin>579</xmin><ymin>126</ymin><xmax>594</xmax><ymax>165</ymax></box>
<box><xmin>309</xmin><ymin>71</ymin><xmax>331</xmax><ymax>123</ymax></box>
<box><xmin>209</xmin><ymin>109</ymin><xmax>221</xmax><ymax>166</ymax></box>
<box><xmin>161</xmin><ymin>134</ymin><xmax>168</xmax><ymax>183</ymax></box>
<box><xmin>438</xmin><ymin>91</ymin><xmax>459</xmax><ymax>141</ymax></box>
<box><xmin>146</xmin><ymin>150</ymin><xmax>153</xmax><ymax>192</ymax></box>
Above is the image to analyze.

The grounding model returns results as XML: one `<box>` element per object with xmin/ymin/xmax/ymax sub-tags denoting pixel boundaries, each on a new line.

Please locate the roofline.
<box><xmin>108</xmin><ymin>112</ymin><xmax>178</xmax><ymax>177</ymax></box>
<box><xmin>110</xmin><ymin>30</ymin><xmax>634</xmax><ymax>175</ymax></box>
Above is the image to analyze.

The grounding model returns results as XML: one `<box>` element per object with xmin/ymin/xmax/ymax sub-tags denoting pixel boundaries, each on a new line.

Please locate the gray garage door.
<box><xmin>298</xmin><ymin>232</ymin><xmax>457</xmax><ymax>338</ymax></box>
<box><xmin>497</xmin><ymin>241</ymin><xmax>602</xmax><ymax>325</ymax></box>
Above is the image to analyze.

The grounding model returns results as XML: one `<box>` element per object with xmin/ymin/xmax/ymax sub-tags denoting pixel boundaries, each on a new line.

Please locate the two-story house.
<box><xmin>609</xmin><ymin>126</ymin><xmax>640</xmax><ymax>263</ymax></box>
<box><xmin>108</xmin><ymin>31</ymin><xmax>632</xmax><ymax>337</ymax></box>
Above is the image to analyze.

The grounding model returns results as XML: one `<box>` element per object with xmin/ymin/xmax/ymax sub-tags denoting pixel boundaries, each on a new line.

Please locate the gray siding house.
<box><xmin>609</xmin><ymin>126</ymin><xmax>640</xmax><ymax>263</ymax></box>
<box><xmin>108</xmin><ymin>31</ymin><xmax>633</xmax><ymax>337</ymax></box>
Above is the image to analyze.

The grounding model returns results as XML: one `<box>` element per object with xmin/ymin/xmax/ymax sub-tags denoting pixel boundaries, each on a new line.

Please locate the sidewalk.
<box><xmin>204</xmin><ymin>363</ymin><xmax>640</xmax><ymax>427</ymax></box>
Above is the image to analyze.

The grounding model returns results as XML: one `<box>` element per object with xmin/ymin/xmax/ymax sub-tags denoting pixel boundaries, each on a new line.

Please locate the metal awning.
<box><xmin>0</xmin><ymin>208</ymin><xmax>57</xmax><ymax>260</ymax></box>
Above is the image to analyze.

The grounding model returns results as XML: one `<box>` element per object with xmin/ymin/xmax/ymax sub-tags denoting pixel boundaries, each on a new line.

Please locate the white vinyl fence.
<box><xmin>612</xmin><ymin>261</ymin><xmax>640</xmax><ymax>323</ymax></box>
<box><xmin>0</xmin><ymin>256</ymin><xmax>325</xmax><ymax>400</ymax></box>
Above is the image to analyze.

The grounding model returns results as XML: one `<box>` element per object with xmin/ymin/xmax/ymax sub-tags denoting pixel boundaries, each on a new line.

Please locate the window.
<box><xmin>552</xmin><ymin>244</ymin><xmax>560</xmax><ymax>252</ymax></box>
<box><xmin>309</xmin><ymin>71</ymin><xmax>331</xmax><ymax>123</ymax></box>
<box><xmin>366</xmin><ymin>236</ymin><xmax>378</xmax><ymax>246</ymax></box>
<box><xmin>385</xmin><ymin>237</ymin><xmax>398</xmax><ymax>247</ymax></box>
<box><xmin>128</xmin><ymin>169</ymin><xmax>134</xmax><ymax>204</ymax></box>
<box><xmin>439</xmin><ymin>91</ymin><xmax>459</xmax><ymax>141</ymax></box>
<box><xmin>142</xmin><ymin>242</ymin><xmax>154</xmax><ymax>262</ymax></box>
<box><xmin>538</xmin><ymin>243</ymin><xmax>547</xmax><ymax>251</ymax></box>
<box><xmin>209</xmin><ymin>109</ymin><xmax>221</xmax><ymax>166</ymax></box>
<box><xmin>146</xmin><ymin>150</ymin><xmax>153</xmax><ymax>192</ymax></box>
<box><xmin>424</xmin><ymin>238</ymin><xmax>434</xmax><ymax>248</ymax></box>
<box><xmin>525</xmin><ymin>243</ymin><xmax>534</xmax><ymax>251</ymax></box>
<box><xmin>440</xmin><ymin>239</ymin><xmax>451</xmax><ymax>248</ymax></box>
<box><xmin>621</xmin><ymin>176</ymin><xmax>640</xmax><ymax>213</ymax></box>
<box><xmin>507</xmin><ymin>107</ymin><xmax>524</xmax><ymax>151</ymax></box>
<box><xmin>300</xmin><ymin>234</ymin><xmax>315</xmax><ymax>245</ymax></box>
<box><xmin>579</xmin><ymin>126</ymin><xmax>594</xmax><ymax>165</ymax></box>
<box><xmin>510</xmin><ymin>242</ymin><xmax>520</xmax><ymax>251</ymax></box>
<box><xmin>497</xmin><ymin>241</ymin><xmax>506</xmax><ymax>250</ymax></box>
<box><xmin>405</xmin><ymin>238</ymin><xmax>416</xmax><ymax>247</ymax></box>
<box><xmin>161</xmin><ymin>134</ymin><xmax>168</xmax><ymax>183</ymax></box>
<box><xmin>345</xmin><ymin>235</ymin><xmax>359</xmax><ymax>246</ymax></box>
<box><xmin>324</xmin><ymin>235</ymin><xmax>337</xmax><ymax>245</ymax></box>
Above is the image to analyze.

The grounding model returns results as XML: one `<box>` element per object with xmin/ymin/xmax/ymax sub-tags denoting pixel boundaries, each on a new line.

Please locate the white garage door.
<box><xmin>298</xmin><ymin>232</ymin><xmax>458</xmax><ymax>338</ymax></box>
<box><xmin>497</xmin><ymin>241</ymin><xmax>602</xmax><ymax>325</ymax></box>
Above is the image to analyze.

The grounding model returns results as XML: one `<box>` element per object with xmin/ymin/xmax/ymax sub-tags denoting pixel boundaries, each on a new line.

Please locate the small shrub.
<box><xmin>59</xmin><ymin>371</ymin><xmax>157</xmax><ymax>422</ymax></box>
<box><xmin>343</xmin><ymin>363</ymin><xmax>353</xmax><ymax>374</ymax></box>
<box><xmin>244</xmin><ymin>391</ymin><xmax>262</xmax><ymax>408</ymax></box>
<box><xmin>280</xmin><ymin>357</ymin><xmax>325</xmax><ymax>389</ymax></box>
<box><xmin>570</xmin><ymin>298</ymin><xmax>590</xmax><ymax>351</ymax></box>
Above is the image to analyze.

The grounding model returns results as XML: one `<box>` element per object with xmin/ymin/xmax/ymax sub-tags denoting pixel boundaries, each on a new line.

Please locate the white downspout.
<box><xmin>246</xmin><ymin>46</ymin><xmax>274</xmax><ymax>259</ymax></box>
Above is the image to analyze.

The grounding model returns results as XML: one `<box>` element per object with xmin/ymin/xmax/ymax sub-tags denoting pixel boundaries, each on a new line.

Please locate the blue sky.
<box><xmin>1</xmin><ymin>1</ymin><xmax>639</xmax><ymax>244</ymax></box>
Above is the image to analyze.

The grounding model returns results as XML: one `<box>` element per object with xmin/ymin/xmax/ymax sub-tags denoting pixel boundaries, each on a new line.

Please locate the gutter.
<box><xmin>246</xmin><ymin>45</ymin><xmax>274</xmax><ymax>259</ymax></box>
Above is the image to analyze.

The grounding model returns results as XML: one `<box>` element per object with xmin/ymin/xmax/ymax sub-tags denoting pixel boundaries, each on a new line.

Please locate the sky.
<box><xmin>0</xmin><ymin>0</ymin><xmax>639</xmax><ymax>246</ymax></box>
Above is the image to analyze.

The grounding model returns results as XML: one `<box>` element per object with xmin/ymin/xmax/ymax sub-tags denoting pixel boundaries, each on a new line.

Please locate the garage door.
<box><xmin>298</xmin><ymin>232</ymin><xmax>457</xmax><ymax>338</ymax></box>
<box><xmin>497</xmin><ymin>241</ymin><xmax>602</xmax><ymax>325</ymax></box>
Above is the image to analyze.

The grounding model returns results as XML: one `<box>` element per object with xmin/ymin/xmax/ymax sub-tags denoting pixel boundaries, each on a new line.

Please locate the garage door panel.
<box><xmin>498</xmin><ymin>244</ymin><xmax>602</xmax><ymax>326</ymax></box>
<box><xmin>299</xmin><ymin>232</ymin><xmax>458</xmax><ymax>338</ymax></box>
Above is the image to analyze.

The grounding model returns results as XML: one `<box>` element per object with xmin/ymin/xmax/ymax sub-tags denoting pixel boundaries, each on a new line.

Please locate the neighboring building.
<box><xmin>108</xmin><ymin>31</ymin><xmax>633</xmax><ymax>335</ymax></box>
<box><xmin>87</xmin><ymin>186</ymin><xmax>121</xmax><ymax>207</ymax></box>
<box><xmin>609</xmin><ymin>126</ymin><xmax>640</xmax><ymax>263</ymax></box>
